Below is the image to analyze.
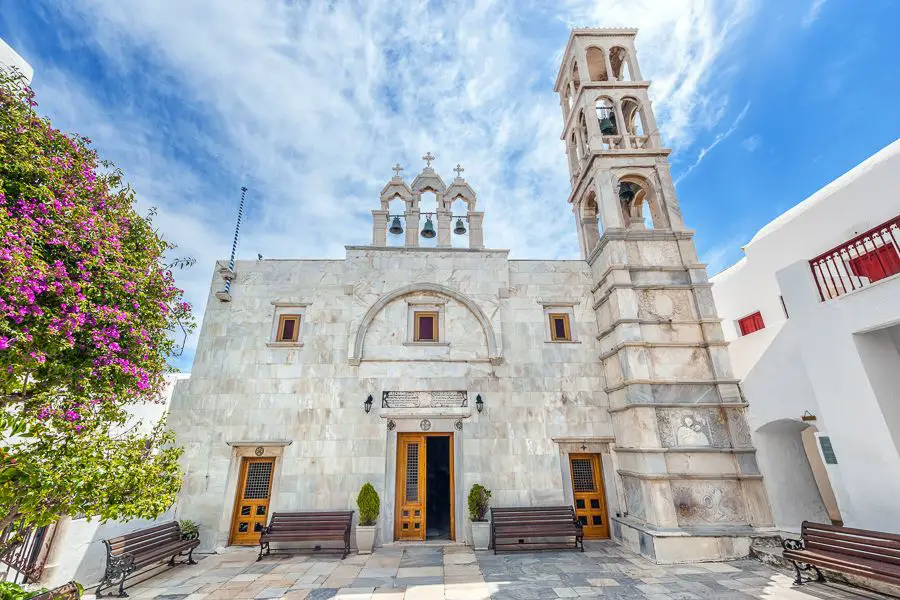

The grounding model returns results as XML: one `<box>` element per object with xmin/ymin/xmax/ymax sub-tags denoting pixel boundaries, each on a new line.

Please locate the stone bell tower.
<box><xmin>555</xmin><ymin>29</ymin><xmax>772</xmax><ymax>563</ymax></box>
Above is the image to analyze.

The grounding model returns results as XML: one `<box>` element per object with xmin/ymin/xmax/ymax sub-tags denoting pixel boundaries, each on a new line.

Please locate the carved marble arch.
<box><xmin>616</xmin><ymin>173</ymin><xmax>669</xmax><ymax>230</ymax></box>
<box><xmin>348</xmin><ymin>283</ymin><xmax>502</xmax><ymax>365</ymax></box>
<box><xmin>571</xmin><ymin>59</ymin><xmax>581</xmax><ymax>91</ymax></box>
<box><xmin>442</xmin><ymin>181</ymin><xmax>477</xmax><ymax>212</ymax></box>
<box><xmin>579</xmin><ymin>189</ymin><xmax>601</xmax><ymax>255</ymax></box>
<box><xmin>620</xmin><ymin>97</ymin><xmax>646</xmax><ymax>136</ymax></box>
<box><xmin>586</xmin><ymin>46</ymin><xmax>608</xmax><ymax>81</ymax></box>
<box><xmin>380</xmin><ymin>181</ymin><xmax>414</xmax><ymax>211</ymax></box>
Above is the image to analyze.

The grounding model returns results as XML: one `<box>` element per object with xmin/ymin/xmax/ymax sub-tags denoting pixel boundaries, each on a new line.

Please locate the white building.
<box><xmin>710</xmin><ymin>139</ymin><xmax>900</xmax><ymax>534</ymax></box>
<box><xmin>36</xmin><ymin>374</ymin><xmax>189</xmax><ymax>589</ymax></box>
<box><xmin>0</xmin><ymin>38</ymin><xmax>34</xmax><ymax>84</ymax></box>
<box><xmin>165</xmin><ymin>28</ymin><xmax>772</xmax><ymax>567</ymax></box>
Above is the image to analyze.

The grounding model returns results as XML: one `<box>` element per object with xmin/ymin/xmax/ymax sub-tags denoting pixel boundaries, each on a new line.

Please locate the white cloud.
<box><xmin>675</xmin><ymin>102</ymin><xmax>751</xmax><ymax>185</ymax></box>
<box><xmin>742</xmin><ymin>134</ymin><xmax>762</xmax><ymax>152</ymax></box>
<box><xmin>32</xmin><ymin>0</ymin><xmax>759</xmax><ymax>367</ymax></box>
<box><xmin>802</xmin><ymin>0</ymin><xmax>828</xmax><ymax>28</ymax></box>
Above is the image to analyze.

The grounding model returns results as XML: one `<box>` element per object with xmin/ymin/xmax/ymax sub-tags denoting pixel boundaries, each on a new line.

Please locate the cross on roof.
<box><xmin>453</xmin><ymin>164</ymin><xmax>465</xmax><ymax>178</ymax></box>
<box><xmin>422</xmin><ymin>152</ymin><xmax>435</xmax><ymax>168</ymax></box>
<box><xmin>392</xmin><ymin>163</ymin><xmax>403</xmax><ymax>177</ymax></box>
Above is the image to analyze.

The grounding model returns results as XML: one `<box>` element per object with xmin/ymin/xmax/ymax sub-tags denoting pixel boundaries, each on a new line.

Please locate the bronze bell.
<box><xmin>420</xmin><ymin>217</ymin><xmax>436</xmax><ymax>239</ymax></box>
<box><xmin>599</xmin><ymin>114</ymin><xmax>617</xmax><ymax>135</ymax></box>
<box><xmin>453</xmin><ymin>218</ymin><xmax>467</xmax><ymax>235</ymax></box>
<box><xmin>619</xmin><ymin>182</ymin><xmax>636</xmax><ymax>203</ymax></box>
<box><xmin>389</xmin><ymin>216</ymin><xmax>404</xmax><ymax>235</ymax></box>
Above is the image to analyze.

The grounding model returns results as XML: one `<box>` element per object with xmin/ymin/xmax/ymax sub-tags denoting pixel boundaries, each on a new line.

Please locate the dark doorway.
<box><xmin>425</xmin><ymin>435</ymin><xmax>451</xmax><ymax>540</ymax></box>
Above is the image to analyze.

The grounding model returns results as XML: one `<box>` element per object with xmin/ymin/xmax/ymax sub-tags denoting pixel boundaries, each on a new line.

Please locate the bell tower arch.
<box><xmin>555</xmin><ymin>29</ymin><xmax>773</xmax><ymax>563</ymax></box>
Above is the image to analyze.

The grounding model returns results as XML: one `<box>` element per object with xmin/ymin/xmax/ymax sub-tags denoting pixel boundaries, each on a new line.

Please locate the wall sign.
<box><xmin>818</xmin><ymin>436</ymin><xmax>838</xmax><ymax>465</ymax></box>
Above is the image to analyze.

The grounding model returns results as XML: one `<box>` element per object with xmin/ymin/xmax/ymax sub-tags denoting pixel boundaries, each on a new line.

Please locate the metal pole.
<box><xmin>224</xmin><ymin>186</ymin><xmax>247</xmax><ymax>294</ymax></box>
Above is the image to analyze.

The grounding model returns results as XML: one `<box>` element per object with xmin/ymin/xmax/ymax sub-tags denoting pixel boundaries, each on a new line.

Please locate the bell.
<box><xmin>388</xmin><ymin>216</ymin><xmax>404</xmax><ymax>235</ymax></box>
<box><xmin>420</xmin><ymin>217</ymin><xmax>436</xmax><ymax>239</ymax></box>
<box><xmin>453</xmin><ymin>218</ymin><xmax>467</xmax><ymax>235</ymax></box>
<box><xmin>619</xmin><ymin>182</ymin><xmax>636</xmax><ymax>203</ymax></box>
<box><xmin>599</xmin><ymin>114</ymin><xmax>617</xmax><ymax>135</ymax></box>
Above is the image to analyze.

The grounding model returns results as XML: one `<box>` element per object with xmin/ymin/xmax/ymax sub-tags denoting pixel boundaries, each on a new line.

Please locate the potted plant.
<box><xmin>468</xmin><ymin>483</ymin><xmax>492</xmax><ymax>550</ymax></box>
<box><xmin>356</xmin><ymin>482</ymin><xmax>380</xmax><ymax>554</ymax></box>
<box><xmin>178</xmin><ymin>519</ymin><xmax>199</xmax><ymax>540</ymax></box>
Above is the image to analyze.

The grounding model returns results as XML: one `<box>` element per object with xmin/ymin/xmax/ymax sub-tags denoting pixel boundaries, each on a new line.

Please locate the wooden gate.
<box><xmin>396</xmin><ymin>433</ymin><xmax>427</xmax><ymax>540</ymax></box>
<box><xmin>229</xmin><ymin>457</ymin><xmax>275</xmax><ymax>545</ymax></box>
<box><xmin>569</xmin><ymin>453</ymin><xmax>609</xmax><ymax>539</ymax></box>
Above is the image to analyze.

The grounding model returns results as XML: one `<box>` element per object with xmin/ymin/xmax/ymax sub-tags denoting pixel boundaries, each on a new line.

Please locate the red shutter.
<box><xmin>848</xmin><ymin>243</ymin><xmax>900</xmax><ymax>283</ymax></box>
<box><xmin>738</xmin><ymin>312</ymin><xmax>765</xmax><ymax>336</ymax></box>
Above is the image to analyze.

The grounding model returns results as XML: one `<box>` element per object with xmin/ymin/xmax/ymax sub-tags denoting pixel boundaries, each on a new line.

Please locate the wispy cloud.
<box><xmin>802</xmin><ymin>0</ymin><xmax>828</xmax><ymax>27</ymax></box>
<box><xmin>742</xmin><ymin>134</ymin><xmax>762</xmax><ymax>152</ymax></box>
<box><xmin>23</xmin><ymin>0</ymin><xmax>760</xmax><ymax>368</ymax></box>
<box><xmin>675</xmin><ymin>102</ymin><xmax>751</xmax><ymax>184</ymax></box>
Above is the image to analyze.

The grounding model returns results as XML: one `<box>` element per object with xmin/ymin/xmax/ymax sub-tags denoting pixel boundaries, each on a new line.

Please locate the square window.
<box><xmin>276</xmin><ymin>315</ymin><xmax>301</xmax><ymax>342</ymax></box>
<box><xmin>414</xmin><ymin>312</ymin><xmax>438</xmax><ymax>342</ymax></box>
<box><xmin>738</xmin><ymin>312</ymin><xmax>764</xmax><ymax>336</ymax></box>
<box><xmin>549</xmin><ymin>313</ymin><xmax>571</xmax><ymax>341</ymax></box>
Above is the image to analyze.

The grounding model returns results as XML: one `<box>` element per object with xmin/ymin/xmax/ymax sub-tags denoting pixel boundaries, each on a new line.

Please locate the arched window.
<box><xmin>577</xmin><ymin>111</ymin><xmax>589</xmax><ymax>155</ymax></box>
<box><xmin>595</xmin><ymin>97</ymin><xmax>617</xmax><ymax>150</ymax></box>
<box><xmin>586</xmin><ymin>47</ymin><xmax>607</xmax><ymax>81</ymax></box>
<box><xmin>387</xmin><ymin>196</ymin><xmax>406</xmax><ymax>247</ymax></box>
<box><xmin>572</xmin><ymin>61</ymin><xmax>581</xmax><ymax>91</ymax></box>
<box><xmin>618</xmin><ymin>176</ymin><xmax>667</xmax><ymax>230</ymax></box>
<box><xmin>621</xmin><ymin>98</ymin><xmax>649</xmax><ymax>149</ymax></box>
<box><xmin>610</xmin><ymin>46</ymin><xmax>631</xmax><ymax>81</ymax></box>
<box><xmin>581</xmin><ymin>191</ymin><xmax>601</xmax><ymax>255</ymax></box>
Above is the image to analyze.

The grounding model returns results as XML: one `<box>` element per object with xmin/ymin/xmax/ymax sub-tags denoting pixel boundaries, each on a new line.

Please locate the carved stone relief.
<box><xmin>636</xmin><ymin>289</ymin><xmax>692</xmax><ymax>321</ymax></box>
<box><xmin>726</xmin><ymin>408</ymin><xmax>754</xmax><ymax>448</ymax></box>
<box><xmin>657</xmin><ymin>408</ymin><xmax>730</xmax><ymax>448</ymax></box>
<box><xmin>672</xmin><ymin>481</ymin><xmax>747</xmax><ymax>526</ymax></box>
<box><xmin>622</xmin><ymin>476</ymin><xmax>646</xmax><ymax>521</ymax></box>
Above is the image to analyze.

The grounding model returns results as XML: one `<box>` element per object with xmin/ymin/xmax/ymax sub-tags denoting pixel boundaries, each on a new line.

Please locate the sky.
<box><xmin>1</xmin><ymin>0</ymin><xmax>899</xmax><ymax>371</ymax></box>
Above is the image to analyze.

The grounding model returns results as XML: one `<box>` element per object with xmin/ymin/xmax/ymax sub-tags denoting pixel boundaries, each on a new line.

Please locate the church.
<box><xmin>167</xmin><ymin>28</ymin><xmax>773</xmax><ymax>565</ymax></box>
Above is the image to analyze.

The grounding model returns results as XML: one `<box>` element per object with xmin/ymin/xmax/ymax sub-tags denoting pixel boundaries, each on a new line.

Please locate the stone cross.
<box><xmin>392</xmin><ymin>163</ymin><xmax>403</xmax><ymax>177</ymax></box>
<box><xmin>422</xmin><ymin>152</ymin><xmax>435</xmax><ymax>168</ymax></box>
<box><xmin>453</xmin><ymin>164</ymin><xmax>465</xmax><ymax>178</ymax></box>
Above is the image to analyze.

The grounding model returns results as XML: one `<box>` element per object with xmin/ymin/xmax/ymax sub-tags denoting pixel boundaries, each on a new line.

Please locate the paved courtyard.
<box><xmin>91</xmin><ymin>541</ymin><xmax>882</xmax><ymax>600</ymax></box>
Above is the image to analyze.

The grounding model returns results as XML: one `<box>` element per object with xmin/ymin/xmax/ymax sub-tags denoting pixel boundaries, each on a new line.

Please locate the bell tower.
<box><xmin>556</xmin><ymin>29</ymin><xmax>772</xmax><ymax>563</ymax></box>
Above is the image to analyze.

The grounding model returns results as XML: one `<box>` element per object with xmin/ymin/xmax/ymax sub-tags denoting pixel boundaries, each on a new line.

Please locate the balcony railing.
<box><xmin>1</xmin><ymin>522</ymin><xmax>54</xmax><ymax>583</ymax></box>
<box><xmin>809</xmin><ymin>215</ymin><xmax>900</xmax><ymax>301</ymax></box>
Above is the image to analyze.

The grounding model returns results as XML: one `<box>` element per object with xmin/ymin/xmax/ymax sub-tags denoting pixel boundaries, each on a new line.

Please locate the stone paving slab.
<box><xmin>82</xmin><ymin>541</ymin><xmax>881</xmax><ymax>600</ymax></box>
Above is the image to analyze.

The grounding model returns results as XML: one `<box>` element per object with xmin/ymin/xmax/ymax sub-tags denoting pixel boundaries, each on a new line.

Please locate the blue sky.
<box><xmin>1</xmin><ymin>0</ymin><xmax>899</xmax><ymax>370</ymax></box>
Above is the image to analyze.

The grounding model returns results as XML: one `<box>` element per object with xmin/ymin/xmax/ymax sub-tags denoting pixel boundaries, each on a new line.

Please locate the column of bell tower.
<box><xmin>556</xmin><ymin>29</ymin><xmax>772</xmax><ymax>563</ymax></box>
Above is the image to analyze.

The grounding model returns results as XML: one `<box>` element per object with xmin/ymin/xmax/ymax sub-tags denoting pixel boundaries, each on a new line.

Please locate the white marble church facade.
<box><xmin>168</xmin><ymin>28</ymin><xmax>772</xmax><ymax>564</ymax></box>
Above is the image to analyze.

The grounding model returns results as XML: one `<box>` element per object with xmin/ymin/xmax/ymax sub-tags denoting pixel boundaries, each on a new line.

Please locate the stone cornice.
<box><xmin>597</xmin><ymin>340</ymin><xmax>729</xmax><ymax>361</ymax></box>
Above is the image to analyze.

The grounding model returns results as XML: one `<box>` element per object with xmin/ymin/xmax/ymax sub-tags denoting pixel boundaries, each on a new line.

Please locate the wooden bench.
<box><xmin>490</xmin><ymin>506</ymin><xmax>583</xmax><ymax>554</ymax></box>
<box><xmin>31</xmin><ymin>582</ymin><xmax>81</xmax><ymax>599</ymax></box>
<box><xmin>258</xmin><ymin>511</ymin><xmax>354</xmax><ymax>560</ymax></box>
<box><xmin>782</xmin><ymin>521</ymin><xmax>900</xmax><ymax>587</ymax></box>
<box><xmin>96</xmin><ymin>521</ymin><xmax>199</xmax><ymax>598</ymax></box>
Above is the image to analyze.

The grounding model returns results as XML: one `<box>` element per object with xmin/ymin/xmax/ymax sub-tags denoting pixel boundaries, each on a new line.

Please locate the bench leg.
<box><xmin>168</xmin><ymin>554</ymin><xmax>177</xmax><ymax>566</ymax></box>
<box><xmin>185</xmin><ymin>547</ymin><xmax>197</xmax><ymax>565</ymax></box>
<box><xmin>258</xmin><ymin>542</ymin><xmax>265</xmax><ymax>561</ymax></box>
<box><xmin>117</xmin><ymin>573</ymin><xmax>129</xmax><ymax>598</ymax></box>
<box><xmin>789</xmin><ymin>560</ymin><xmax>826</xmax><ymax>586</ymax></box>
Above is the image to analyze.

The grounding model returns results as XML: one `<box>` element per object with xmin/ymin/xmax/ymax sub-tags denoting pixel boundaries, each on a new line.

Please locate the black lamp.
<box><xmin>364</xmin><ymin>395</ymin><xmax>373</xmax><ymax>414</ymax></box>
<box><xmin>475</xmin><ymin>394</ymin><xmax>484</xmax><ymax>413</ymax></box>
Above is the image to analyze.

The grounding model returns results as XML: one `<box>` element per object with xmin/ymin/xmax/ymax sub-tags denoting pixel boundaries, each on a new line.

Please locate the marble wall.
<box><xmin>168</xmin><ymin>248</ymin><xmax>615</xmax><ymax>551</ymax></box>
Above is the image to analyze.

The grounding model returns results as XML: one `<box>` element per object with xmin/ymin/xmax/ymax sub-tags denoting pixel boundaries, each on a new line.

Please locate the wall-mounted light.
<box><xmin>475</xmin><ymin>394</ymin><xmax>484</xmax><ymax>413</ymax></box>
<box><xmin>364</xmin><ymin>395</ymin><xmax>373</xmax><ymax>414</ymax></box>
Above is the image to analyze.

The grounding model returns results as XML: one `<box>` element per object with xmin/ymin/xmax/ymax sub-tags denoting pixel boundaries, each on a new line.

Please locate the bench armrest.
<box><xmin>105</xmin><ymin>552</ymin><xmax>136</xmax><ymax>579</ymax></box>
<box><xmin>782</xmin><ymin>538</ymin><xmax>805</xmax><ymax>551</ymax></box>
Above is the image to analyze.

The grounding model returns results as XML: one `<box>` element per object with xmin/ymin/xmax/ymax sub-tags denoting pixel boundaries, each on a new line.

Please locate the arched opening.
<box><xmin>387</xmin><ymin>196</ymin><xmax>406</xmax><ymax>247</ymax></box>
<box><xmin>621</xmin><ymin>97</ymin><xmax>649</xmax><ymax>149</ymax></box>
<box><xmin>595</xmin><ymin>97</ymin><xmax>618</xmax><ymax>150</ymax></box>
<box><xmin>568</xmin><ymin>132</ymin><xmax>580</xmax><ymax>174</ymax></box>
<box><xmin>755</xmin><ymin>420</ymin><xmax>839</xmax><ymax>531</ymax></box>
<box><xmin>610</xmin><ymin>46</ymin><xmax>631</xmax><ymax>81</ymax></box>
<box><xmin>586</xmin><ymin>47</ymin><xmax>607</xmax><ymax>81</ymax></box>
<box><xmin>563</xmin><ymin>84</ymin><xmax>573</xmax><ymax>115</ymax></box>
<box><xmin>581</xmin><ymin>191</ymin><xmax>600</xmax><ymax>256</ymax></box>
<box><xmin>449</xmin><ymin>197</ymin><xmax>469</xmax><ymax>248</ymax></box>
<box><xmin>571</xmin><ymin>61</ymin><xmax>581</xmax><ymax>92</ymax></box>
<box><xmin>418</xmin><ymin>190</ymin><xmax>439</xmax><ymax>248</ymax></box>
<box><xmin>617</xmin><ymin>176</ymin><xmax>667</xmax><ymax>230</ymax></box>
<box><xmin>577</xmin><ymin>111</ymin><xmax>589</xmax><ymax>156</ymax></box>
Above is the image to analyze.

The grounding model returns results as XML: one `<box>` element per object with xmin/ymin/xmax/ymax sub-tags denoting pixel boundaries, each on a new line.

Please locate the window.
<box><xmin>549</xmin><ymin>313</ymin><xmax>572</xmax><ymax>341</ymax></box>
<box><xmin>414</xmin><ymin>312</ymin><xmax>438</xmax><ymax>342</ymax></box>
<box><xmin>738</xmin><ymin>312</ymin><xmax>765</xmax><ymax>336</ymax></box>
<box><xmin>848</xmin><ymin>243</ymin><xmax>900</xmax><ymax>283</ymax></box>
<box><xmin>276</xmin><ymin>315</ymin><xmax>301</xmax><ymax>342</ymax></box>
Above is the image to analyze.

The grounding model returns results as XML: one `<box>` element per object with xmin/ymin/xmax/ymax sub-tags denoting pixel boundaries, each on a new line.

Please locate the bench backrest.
<box><xmin>269</xmin><ymin>511</ymin><xmax>353</xmax><ymax>532</ymax></box>
<box><xmin>801</xmin><ymin>521</ymin><xmax>900</xmax><ymax>567</ymax></box>
<box><xmin>492</xmin><ymin>506</ymin><xmax>579</xmax><ymax>525</ymax></box>
<box><xmin>105</xmin><ymin>521</ymin><xmax>181</xmax><ymax>557</ymax></box>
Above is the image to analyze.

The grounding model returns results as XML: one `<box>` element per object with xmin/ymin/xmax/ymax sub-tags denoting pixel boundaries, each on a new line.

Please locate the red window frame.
<box><xmin>738</xmin><ymin>311</ymin><xmax>765</xmax><ymax>336</ymax></box>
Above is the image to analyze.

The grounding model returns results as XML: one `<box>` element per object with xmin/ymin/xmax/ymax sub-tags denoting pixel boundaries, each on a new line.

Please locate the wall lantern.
<box><xmin>475</xmin><ymin>394</ymin><xmax>484</xmax><ymax>413</ymax></box>
<box><xmin>364</xmin><ymin>395</ymin><xmax>373</xmax><ymax>414</ymax></box>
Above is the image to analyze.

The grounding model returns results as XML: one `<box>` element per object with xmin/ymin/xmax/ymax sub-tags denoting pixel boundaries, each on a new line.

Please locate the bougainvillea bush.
<box><xmin>0</xmin><ymin>68</ymin><xmax>194</xmax><ymax>557</ymax></box>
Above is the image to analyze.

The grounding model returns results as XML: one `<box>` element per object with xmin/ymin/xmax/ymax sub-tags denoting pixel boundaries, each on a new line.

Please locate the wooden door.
<box><xmin>569</xmin><ymin>453</ymin><xmax>609</xmax><ymax>539</ymax></box>
<box><xmin>396</xmin><ymin>433</ymin><xmax>427</xmax><ymax>540</ymax></box>
<box><xmin>230</xmin><ymin>457</ymin><xmax>275</xmax><ymax>545</ymax></box>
